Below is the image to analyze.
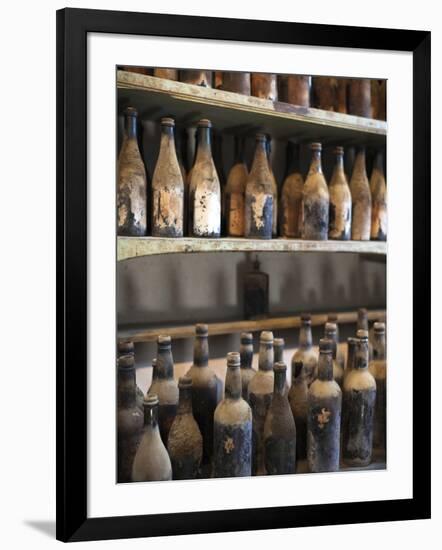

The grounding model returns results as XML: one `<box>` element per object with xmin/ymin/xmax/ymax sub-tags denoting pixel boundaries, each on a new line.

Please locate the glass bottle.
<box><xmin>117</xmin><ymin>107</ymin><xmax>147</xmax><ymax>236</ymax></box>
<box><xmin>348</xmin><ymin>78</ymin><xmax>372</xmax><ymax>118</ymax></box>
<box><xmin>180</xmin><ymin>69</ymin><xmax>212</xmax><ymax>87</ymax></box>
<box><xmin>221</xmin><ymin>72</ymin><xmax>251</xmax><ymax>95</ymax></box>
<box><xmin>307</xmin><ymin>338</ymin><xmax>342</xmax><ymax>473</ymax></box>
<box><xmin>370</xmin><ymin>151</ymin><xmax>387</xmax><ymax>241</ymax></box>
<box><xmin>188</xmin><ymin>119</ymin><xmax>221</xmax><ymax>237</ymax></box>
<box><xmin>312</xmin><ymin>77</ymin><xmax>337</xmax><ymax>111</ymax></box>
<box><xmin>302</xmin><ymin>143</ymin><xmax>329</xmax><ymax>240</ymax></box>
<box><xmin>213</xmin><ymin>352</ymin><xmax>253</xmax><ymax>477</ymax></box>
<box><xmin>167</xmin><ymin>376</ymin><xmax>203</xmax><ymax>480</ymax></box>
<box><xmin>288</xmin><ymin>360</ymin><xmax>308</xmax><ymax>462</ymax></box>
<box><xmin>324</xmin><ymin>322</ymin><xmax>344</xmax><ymax>388</ymax></box>
<box><xmin>251</xmin><ymin>73</ymin><xmax>278</xmax><ymax>101</ymax></box>
<box><xmin>239</xmin><ymin>332</ymin><xmax>256</xmax><ymax>401</ymax></box>
<box><xmin>132</xmin><ymin>394</ymin><xmax>172</xmax><ymax>482</ymax></box>
<box><xmin>291</xmin><ymin>313</ymin><xmax>318</xmax><ymax>387</ymax></box>
<box><xmin>350</xmin><ymin>147</ymin><xmax>372</xmax><ymax>240</ymax></box>
<box><xmin>343</xmin><ymin>336</ymin><xmax>358</xmax><ymax>385</ymax></box>
<box><xmin>329</xmin><ymin>146</ymin><xmax>352</xmax><ymax>240</ymax></box>
<box><xmin>281</xmin><ymin>142</ymin><xmax>304</xmax><ymax>238</ymax></box>
<box><xmin>243</xmin><ymin>256</ymin><xmax>269</xmax><ymax>320</ymax></box>
<box><xmin>225</xmin><ymin>135</ymin><xmax>248</xmax><ymax>237</ymax></box>
<box><xmin>369</xmin><ymin>322</ymin><xmax>387</xmax><ymax>456</ymax></box>
<box><xmin>357</xmin><ymin>308</ymin><xmax>373</xmax><ymax>359</ymax></box>
<box><xmin>327</xmin><ymin>313</ymin><xmax>345</xmax><ymax>370</ymax></box>
<box><xmin>151</xmin><ymin>117</ymin><xmax>184</xmax><ymax>237</ymax></box>
<box><xmin>282</xmin><ymin>75</ymin><xmax>311</xmax><ymax>107</ymax></box>
<box><xmin>266</xmin><ymin>136</ymin><xmax>278</xmax><ymax>236</ymax></box>
<box><xmin>117</xmin><ymin>352</ymin><xmax>144</xmax><ymax>411</ymax></box>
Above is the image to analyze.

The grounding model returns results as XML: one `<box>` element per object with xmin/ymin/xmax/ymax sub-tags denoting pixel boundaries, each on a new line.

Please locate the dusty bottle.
<box><xmin>266</xmin><ymin>136</ymin><xmax>278</xmax><ymax>236</ymax></box>
<box><xmin>132</xmin><ymin>394</ymin><xmax>172</xmax><ymax>482</ymax></box>
<box><xmin>282</xmin><ymin>75</ymin><xmax>311</xmax><ymax>107</ymax></box>
<box><xmin>151</xmin><ymin>117</ymin><xmax>184</xmax><ymax>237</ymax></box>
<box><xmin>329</xmin><ymin>146</ymin><xmax>352</xmax><ymax>240</ymax></box>
<box><xmin>117</xmin><ymin>107</ymin><xmax>147</xmax><ymax>236</ymax></box>
<box><xmin>188</xmin><ymin>119</ymin><xmax>221</xmax><ymax>237</ymax></box>
<box><xmin>221</xmin><ymin>72</ymin><xmax>251</xmax><ymax>95</ymax></box>
<box><xmin>291</xmin><ymin>313</ymin><xmax>318</xmax><ymax>387</ymax></box>
<box><xmin>343</xmin><ymin>336</ymin><xmax>358</xmax><ymax>385</ymax></box>
<box><xmin>118</xmin><ymin>352</ymin><xmax>144</xmax><ymax>411</ymax></box>
<box><xmin>148</xmin><ymin>336</ymin><xmax>179</xmax><ymax>445</ymax></box>
<box><xmin>244</xmin><ymin>257</ymin><xmax>269</xmax><ymax>320</ymax></box>
<box><xmin>288</xmin><ymin>360</ymin><xmax>308</xmax><ymax>461</ymax></box>
<box><xmin>348</xmin><ymin>78</ymin><xmax>372</xmax><ymax>118</ymax></box>
<box><xmin>336</xmin><ymin>79</ymin><xmax>348</xmax><ymax>113</ymax></box>
<box><xmin>117</xmin><ymin>354</ymin><xmax>144</xmax><ymax>483</ymax></box>
<box><xmin>307</xmin><ymin>338</ymin><xmax>342</xmax><ymax>472</ymax></box>
<box><xmin>312</xmin><ymin>77</ymin><xmax>337</xmax><ymax>111</ymax></box>
<box><xmin>324</xmin><ymin>322</ymin><xmax>344</xmax><ymax>388</ymax></box>
<box><xmin>369</xmin><ymin>322</ymin><xmax>387</xmax><ymax>455</ymax></box>
<box><xmin>153</xmin><ymin>68</ymin><xmax>178</xmax><ymax>80</ymax></box>
<box><xmin>213</xmin><ymin>352</ymin><xmax>253</xmax><ymax>477</ymax></box>
<box><xmin>342</xmin><ymin>330</ymin><xmax>377</xmax><ymax>466</ymax></box>
<box><xmin>281</xmin><ymin>142</ymin><xmax>304</xmax><ymax>238</ymax></box>
<box><xmin>370</xmin><ymin>151</ymin><xmax>387</xmax><ymax>241</ymax></box>
<box><xmin>167</xmin><ymin>376</ymin><xmax>203</xmax><ymax>480</ymax></box>
<box><xmin>244</xmin><ymin>134</ymin><xmax>274</xmax><ymax>239</ymax></box>
<box><xmin>225</xmin><ymin>136</ymin><xmax>248</xmax><ymax>237</ymax></box>
<box><xmin>350</xmin><ymin>147</ymin><xmax>372</xmax><ymax>241</ymax></box>
<box><xmin>302</xmin><ymin>143</ymin><xmax>329</xmax><ymax>240</ymax></box>
<box><xmin>357</xmin><ymin>308</ymin><xmax>373</xmax><ymax>359</ymax></box>
<box><xmin>327</xmin><ymin>314</ymin><xmax>345</xmax><ymax>370</ymax></box>
<box><xmin>186</xmin><ymin>324</ymin><xmax>220</xmax><ymax>465</ymax></box>
<box><xmin>180</xmin><ymin>69</ymin><xmax>212</xmax><ymax>87</ymax></box>
<box><xmin>248</xmin><ymin>331</ymin><xmax>275</xmax><ymax>475</ymax></box>
<box><xmin>240</xmin><ymin>332</ymin><xmax>256</xmax><ymax>401</ymax></box>
<box><xmin>263</xmin><ymin>362</ymin><xmax>297</xmax><ymax>475</ymax></box>
<box><xmin>251</xmin><ymin>73</ymin><xmax>278</xmax><ymax>101</ymax></box>
<box><xmin>274</xmin><ymin>338</ymin><xmax>289</xmax><ymax>395</ymax></box>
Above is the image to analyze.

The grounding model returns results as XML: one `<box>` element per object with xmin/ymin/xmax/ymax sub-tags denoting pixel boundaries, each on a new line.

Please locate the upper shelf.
<box><xmin>117</xmin><ymin>71</ymin><xmax>387</xmax><ymax>146</ymax></box>
<box><xmin>117</xmin><ymin>236</ymin><xmax>386</xmax><ymax>261</ymax></box>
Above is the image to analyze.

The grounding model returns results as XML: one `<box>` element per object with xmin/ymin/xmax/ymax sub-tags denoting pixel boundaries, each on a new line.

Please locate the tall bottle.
<box><xmin>324</xmin><ymin>322</ymin><xmax>344</xmax><ymax>387</ymax></box>
<box><xmin>213</xmin><ymin>352</ymin><xmax>253</xmax><ymax>477</ymax></box>
<box><xmin>369</xmin><ymin>322</ymin><xmax>387</xmax><ymax>455</ymax></box>
<box><xmin>151</xmin><ymin>117</ymin><xmax>184</xmax><ymax>237</ymax></box>
<box><xmin>240</xmin><ymin>332</ymin><xmax>256</xmax><ymax>401</ymax></box>
<box><xmin>188</xmin><ymin>119</ymin><xmax>221</xmax><ymax>237</ymax></box>
<box><xmin>342</xmin><ymin>330</ymin><xmax>377</xmax><ymax>466</ymax></box>
<box><xmin>148</xmin><ymin>336</ymin><xmax>179</xmax><ymax>445</ymax></box>
<box><xmin>117</xmin><ymin>355</ymin><xmax>144</xmax><ymax>483</ymax></box>
<box><xmin>251</xmin><ymin>73</ymin><xmax>278</xmax><ymax>100</ymax></box>
<box><xmin>302</xmin><ymin>143</ymin><xmax>329</xmax><ymax>240</ymax></box>
<box><xmin>180</xmin><ymin>69</ymin><xmax>212</xmax><ymax>87</ymax></box>
<box><xmin>264</xmin><ymin>362</ymin><xmax>297</xmax><ymax>475</ymax></box>
<box><xmin>118</xmin><ymin>352</ymin><xmax>144</xmax><ymax>411</ymax></box>
<box><xmin>266</xmin><ymin>136</ymin><xmax>278</xmax><ymax>236</ymax></box>
<box><xmin>350</xmin><ymin>147</ymin><xmax>372</xmax><ymax>241</ymax></box>
<box><xmin>186</xmin><ymin>324</ymin><xmax>220</xmax><ymax>465</ymax></box>
<box><xmin>348</xmin><ymin>78</ymin><xmax>372</xmax><ymax>118</ymax></box>
<box><xmin>221</xmin><ymin>72</ymin><xmax>251</xmax><ymax>95</ymax></box>
<box><xmin>291</xmin><ymin>313</ymin><xmax>318</xmax><ymax>387</ymax></box>
<box><xmin>248</xmin><ymin>331</ymin><xmax>275</xmax><ymax>475</ymax></box>
<box><xmin>167</xmin><ymin>376</ymin><xmax>203</xmax><ymax>480</ymax></box>
<box><xmin>225</xmin><ymin>135</ymin><xmax>248</xmax><ymax>237</ymax></box>
<box><xmin>343</xmin><ymin>336</ymin><xmax>358</xmax><ymax>385</ymax></box>
<box><xmin>281</xmin><ymin>142</ymin><xmax>304</xmax><ymax>238</ymax></box>
<box><xmin>370</xmin><ymin>151</ymin><xmax>387</xmax><ymax>241</ymax></box>
<box><xmin>117</xmin><ymin>107</ymin><xmax>147</xmax><ymax>236</ymax></box>
<box><xmin>307</xmin><ymin>338</ymin><xmax>342</xmax><ymax>472</ymax></box>
<box><xmin>288</xmin><ymin>360</ymin><xmax>309</xmax><ymax>462</ymax></box>
<box><xmin>243</xmin><ymin>257</ymin><xmax>269</xmax><ymax>319</ymax></box>
<box><xmin>132</xmin><ymin>394</ymin><xmax>172</xmax><ymax>482</ymax></box>
<box><xmin>329</xmin><ymin>146</ymin><xmax>352</xmax><ymax>240</ymax></box>
<box><xmin>244</xmin><ymin>134</ymin><xmax>274</xmax><ymax>239</ymax></box>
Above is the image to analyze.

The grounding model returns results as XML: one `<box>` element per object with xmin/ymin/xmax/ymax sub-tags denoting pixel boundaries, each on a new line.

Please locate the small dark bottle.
<box><xmin>264</xmin><ymin>362</ymin><xmax>297</xmax><ymax>475</ymax></box>
<box><xmin>180</xmin><ymin>69</ymin><xmax>212</xmax><ymax>87</ymax></box>
<box><xmin>148</xmin><ymin>336</ymin><xmax>179</xmax><ymax>445</ymax></box>
<box><xmin>342</xmin><ymin>330</ymin><xmax>377</xmax><ymax>466</ymax></box>
<box><xmin>117</xmin><ymin>343</ymin><xmax>144</xmax><ymax>409</ymax></box>
<box><xmin>291</xmin><ymin>313</ymin><xmax>318</xmax><ymax>387</ymax></box>
<box><xmin>369</xmin><ymin>322</ymin><xmax>387</xmax><ymax>456</ymax></box>
<box><xmin>239</xmin><ymin>332</ymin><xmax>256</xmax><ymax>401</ymax></box>
<box><xmin>213</xmin><ymin>352</ymin><xmax>253</xmax><ymax>478</ymax></box>
<box><xmin>288</xmin><ymin>360</ymin><xmax>308</xmax><ymax>461</ymax></box>
<box><xmin>370</xmin><ymin>151</ymin><xmax>387</xmax><ymax>241</ymax></box>
<box><xmin>307</xmin><ymin>338</ymin><xmax>342</xmax><ymax>473</ymax></box>
<box><xmin>324</xmin><ymin>322</ymin><xmax>344</xmax><ymax>388</ymax></box>
<box><xmin>302</xmin><ymin>143</ymin><xmax>329</xmax><ymax>240</ymax></box>
<box><xmin>132</xmin><ymin>394</ymin><xmax>172</xmax><ymax>482</ymax></box>
<box><xmin>117</xmin><ymin>354</ymin><xmax>144</xmax><ymax>483</ymax></box>
<box><xmin>167</xmin><ymin>377</ymin><xmax>203</xmax><ymax>480</ymax></box>
<box><xmin>243</xmin><ymin>257</ymin><xmax>269</xmax><ymax>320</ymax></box>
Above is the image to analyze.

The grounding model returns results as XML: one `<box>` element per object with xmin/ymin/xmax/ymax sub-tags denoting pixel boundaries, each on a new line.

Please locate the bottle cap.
<box><xmin>311</xmin><ymin>142</ymin><xmax>322</xmax><ymax>151</ymax></box>
<box><xmin>118</xmin><ymin>354</ymin><xmax>135</xmax><ymax>368</ymax></box>
<box><xmin>195</xmin><ymin>323</ymin><xmax>209</xmax><ymax>335</ymax></box>
<box><xmin>325</xmin><ymin>322</ymin><xmax>337</xmax><ymax>334</ymax></box>
<box><xmin>124</xmin><ymin>106</ymin><xmax>138</xmax><ymax>117</ymax></box>
<box><xmin>374</xmin><ymin>322</ymin><xmax>386</xmax><ymax>333</ymax></box>
<box><xmin>319</xmin><ymin>338</ymin><xmax>332</xmax><ymax>352</ymax></box>
<box><xmin>240</xmin><ymin>332</ymin><xmax>253</xmax><ymax>344</ymax></box>
<box><xmin>260</xmin><ymin>331</ymin><xmax>274</xmax><ymax>343</ymax></box>
<box><xmin>356</xmin><ymin>329</ymin><xmax>369</xmax><ymax>340</ymax></box>
<box><xmin>144</xmin><ymin>394</ymin><xmax>159</xmax><ymax>407</ymax></box>
<box><xmin>161</xmin><ymin>117</ymin><xmax>175</xmax><ymax>126</ymax></box>
<box><xmin>158</xmin><ymin>335</ymin><xmax>172</xmax><ymax>346</ymax></box>
<box><xmin>198</xmin><ymin>119</ymin><xmax>212</xmax><ymax>128</ymax></box>
<box><xmin>118</xmin><ymin>341</ymin><xmax>134</xmax><ymax>354</ymax></box>
<box><xmin>178</xmin><ymin>376</ymin><xmax>192</xmax><ymax>388</ymax></box>
<box><xmin>274</xmin><ymin>338</ymin><xmax>285</xmax><ymax>347</ymax></box>
<box><xmin>227</xmin><ymin>351</ymin><xmax>240</xmax><ymax>367</ymax></box>
<box><xmin>273</xmin><ymin>361</ymin><xmax>287</xmax><ymax>373</ymax></box>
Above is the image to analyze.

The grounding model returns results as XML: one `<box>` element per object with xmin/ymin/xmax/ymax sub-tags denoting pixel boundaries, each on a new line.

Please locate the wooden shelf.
<box><xmin>118</xmin><ymin>309</ymin><xmax>385</xmax><ymax>344</ymax></box>
<box><xmin>117</xmin><ymin>71</ymin><xmax>387</xmax><ymax>146</ymax></box>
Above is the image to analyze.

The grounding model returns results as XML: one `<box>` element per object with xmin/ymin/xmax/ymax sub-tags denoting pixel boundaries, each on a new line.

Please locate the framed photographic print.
<box><xmin>56</xmin><ymin>7</ymin><xmax>431</xmax><ymax>542</ymax></box>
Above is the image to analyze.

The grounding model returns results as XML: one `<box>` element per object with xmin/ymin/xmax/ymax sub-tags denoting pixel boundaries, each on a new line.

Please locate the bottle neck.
<box><xmin>357</xmin><ymin>312</ymin><xmax>369</xmax><ymax>331</ymax></box>
<box><xmin>308</xmin><ymin>150</ymin><xmax>323</xmax><ymax>175</ymax></box>
<box><xmin>194</xmin><ymin>335</ymin><xmax>209</xmax><ymax>367</ymax></box>
<box><xmin>125</xmin><ymin>115</ymin><xmax>138</xmax><ymax>139</ymax></box>
<box><xmin>258</xmin><ymin>340</ymin><xmax>274</xmax><ymax>371</ymax></box>
<box><xmin>177</xmin><ymin>385</ymin><xmax>193</xmax><ymax>414</ymax></box>
<box><xmin>159</xmin><ymin>125</ymin><xmax>176</xmax><ymax>155</ymax></box>
<box><xmin>118</xmin><ymin>367</ymin><xmax>137</xmax><ymax>408</ymax></box>
<box><xmin>373</xmin><ymin>333</ymin><xmax>386</xmax><ymax>360</ymax></box>
<box><xmin>317</xmin><ymin>352</ymin><xmax>333</xmax><ymax>381</ymax></box>
<box><xmin>240</xmin><ymin>343</ymin><xmax>253</xmax><ymax>369</ymax></box>
<box><xmin>355</xmin><ymin>340</ymin><xmax>369</xmax><ymax>370</ymax></box>
<box><xmin>299</xmin><ymin>322</ymin><xmax>312</xmax><ymax>349</ymax></box>
<box><xmin>274</xmin><ymin>369</ymin><xmax>286</xmax><ymax>396</ymax></box>
<box><xmin>156</xmin><ymin>345</ymin><xmax>174</xmax><ymax>379</ymax></box>
<box><xmin>286</xmin><ymin>143</ymin><xmax>300</xmax><ymax>176</ymax></box>
<box><xmin>195</xmin><ymin>126</ymin><xmax>212</xmax><ymax>162</ymax></box>
<box><xmin>334</xmin><ymin>152</ymin><xmax>345</xmax><ymax>175</ymax></box>
<box><xmin>325</xmin><ymin>331</ymin><xmax>338</xmax><ymax>359</ymax></box>
<box><xmin>354</xmin><ymin>149</ymin><xmax>367</xmax><ymax>176</ymax></box>
<box><xmin>292</xmin><ymin>362</ymin><xmax>304</xmax><ymax>384</ymax></box>
<box><xmin>234</xmin><ymin>136</ymin><xmax>246</xmax><ymax>164</ymax></box>
<box><xmin>144</xmin><ymin>404</ymin><xmax>159</xmax><ymax>429</ymax></box>
<box><xmin>250</xmin><ymin>139</ymin><xmax>269</xmax><ymax>175</ymax></box>
<box><xmin>373</xmin><ymin>151</ymin><xmax>384</xmax><ymax>173</ymax></box>
<box><xmin>347</xmin><ymin>342</ymin><xmax>357</xmax><ymax>371</ymax></box>
<box><xmin>225</xmin><ymin>366</ymin><xmax>242</xmax><ymax>399</ymax></box>
<box><xmin>274</xmin><ymin>343</ymin><xmax>284</xmax><ymax>363</ymax></box>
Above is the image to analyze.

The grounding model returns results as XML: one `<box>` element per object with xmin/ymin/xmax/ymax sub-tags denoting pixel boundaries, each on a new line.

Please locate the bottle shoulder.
<box><xmin>248</xmin><ymin>369</ymin><xmax>274</xmax><ymax>395</ymax></box>
<box><xmin>215</xmin><ymin>397</ymin><xmax>252</xmax><ymax>425</ymax></box>
<box><xmin>309</xmin><ymin>378</ymin><xmax>342</xmax><ymax>399</ymax></box>
<box><xmin>149</xmin><ymin>379</ymin><xmax>179</xmax><ymax>404</ymax></box>
<box><xmin>343</xmin><ymin>368</ymin><xmax>377</xmax><ymax>392</ymax></box>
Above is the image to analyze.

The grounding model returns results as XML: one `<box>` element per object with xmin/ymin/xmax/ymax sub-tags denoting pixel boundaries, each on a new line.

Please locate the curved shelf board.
<box><xmin>117</xmin><ymin>236</ymin><xmax>387</xmax><ymax>261</ymax></box>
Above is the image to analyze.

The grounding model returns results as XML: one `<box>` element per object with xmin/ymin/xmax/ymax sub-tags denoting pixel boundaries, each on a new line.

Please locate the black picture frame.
<box><xmin>56</xmin><ymin>7</ymin><xmax>431</xmax><ymax>542</ymax></box>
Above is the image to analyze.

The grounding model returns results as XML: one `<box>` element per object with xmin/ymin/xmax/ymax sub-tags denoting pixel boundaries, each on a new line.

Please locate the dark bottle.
<box><xmin>357</xmin><ymin>308</ymin><xmax>373</xmax><ymax>360</ymax></box>
<box><xmin>324</xmin><ymin>322</ymin><xmax>344</xmax><ymax>388</ymax></box>
<box><xmin>264</xmin><ymin>362</ymin><xmax>297</xmax><ymax>475</ymax></box>
<box><xmin>153</xmin><ymin>68</ymin><xmax>178</xmax><ymax>80</ymax></box>
<box><xmin>343</xmin><ymin>336</ymin><xmax>358</xmax><ymax>385</ymax></box>
<box><xmin>312</xmin><ymin>77</ymin><xmax>337</xmax><ymax>111</ymax></box>
<box><xmin>117</xmin><ymin>354</ymin><xmax>144</xmax><ymax>483</ymax></box>
<box><xmin>221</xmin><ymin>72</ymin><xmax>251</xmax><ymax>95</ymax></box>
<box><xmin>307</xmin><ymin>338</ymin><xmax>342</xmax><ymax>473</ymax></box>
<box><xmin>327</xmin><ymin>314</ymin><xmax>345</xmax><ymax>370</ymax></box>
<box><xmin>180</xmin><ymin>69</ymin><xmax>212</xmax><ymax>87</ymax></box>
<box><xmin>151</xmin><ymin>117</ymin><xmax>184</xmax><ymax>237</ymax></box>
<box><xmin>239</xmin><ymin>332</ymin><xmax>256</xmax><ymax>401</ymax></box>
<box><xmin>244</xmin><ymin>134</ymin><xmax>274</xmax><ymax>239</ymax></box>
<box><xmin>370</xmin><ymin>151</ymin><xmax>387</xmax><ymax>241</ymax></box>
<box><xmin>167</xmin><ymin>376</ymin><xmax>203</xmax><ymax>480</ymax></box>
<box><xmin>118</xmin><ymin>353</ymin><xmax>144</xmax><ymax>411</ymax></box>
<box><xmin>342</xmin><ymin>330</ymin><xmax>377</xmax><ymax>466</ymax></box>
<box><xmin>132</xmin><ymin>394</ymin><xmax>172</xmax><ymax>481</ymax></box>
<box><xmin>213</xmin><ymin>352</ymin><xmax>253</xmax><ymax>477</ymax></box>
<box><xmin>225</xmin><ymin>135</ymin><xmax>248</xmax><ymax>237</ymax></box>
<box><xmin>280</xmin><ymin>75</ymin><xmax>311</xmax><ymax>107</ymax></box>
<box><xmin>302</xmin><ymin>143</ymin><xmax>329</xmax><ymax>240</ymax></box>
<box><xmin>186</xmin><ymin>324</ymin><xmax>221</xmax><ymax>464</ymax></box>
<box><xmin>117</xmin><ymin>107</ymin><xmax>147</xmax><ymax>236</ymax></box>
<box><xmin>266</xmin><ymin>136</ymin><xmax>278</xmax><ymax>237</ymax></box>
<box><xmin>188</xmin><ymin>119</ymin><xmax>221</xmax><ymax>237</ymax></box>
<box><xmin>281</xmin><ymin>142</ymin><xmax>304</xmax><ymax>238</ymax></box>
<box><xmin>274</xmin><ymin>338</ymin><xmax>284</xmax><ymax>363</ymax></box>
<box><xmin>350</xmin><ymin>147</ymin><xmax>372</xmax><ymax>241</ymax></box>
<box><xmin>288</xmin><ymin>360</ymin><xmax>308</xmax><ymax>461</ymax></box>
<box><xmin>291</xmin><ymin>313</ymin><xmax>318</xmax><ymax>387</ymax></box>
<box><xmin>148</xmin><ymin>336</ymin><xmax>179</xmax><ymax>445</ymax></box>
<box><xmin>369</xmin><ymin>322</ymin><xmax>386</xmax><ymax>456</ymax></box>
<box><xmin>329</xmin><ymin>146</ymin><xmax>352</xmax><ymax>240</ymax></box>
<box><xmin>248</xmin><ymin>331</ymin><xmax>275</xmax><ymax>475</ymax></box>
<box><xmin>348</xmin><ymin>78</ymin><xmax>372</xmax><ymax>118</ymax></box>
<box><xmin>243</xmin><ymin>256</ymin><xmax>269</xmax><ymax>320</ymax></box>
<box><xmin>251</xmin><ymin>73</ymin><xmax>278</xmax><ymax>100</ymax></box>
